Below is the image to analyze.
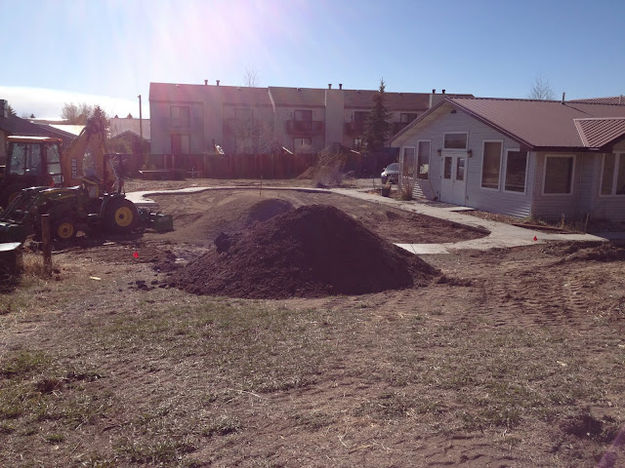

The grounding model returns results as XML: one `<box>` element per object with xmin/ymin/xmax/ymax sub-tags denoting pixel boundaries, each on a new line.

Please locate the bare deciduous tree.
<box><xmin>243</xmin><ymin>67</ymin><xmax>259</xmax><ymax>87</ymax></box>
<box><xmin>529</xmin><ymin>76</ymin><xmax>555</xmax><ymax>100</ymax></box>
<box><xmin>61</xmin><ymin>102</ymin><xmax>97</xmax><ymax>124</ymax></box>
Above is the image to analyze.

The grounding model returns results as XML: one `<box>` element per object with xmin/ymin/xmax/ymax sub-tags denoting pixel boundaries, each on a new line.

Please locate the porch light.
<box><xmin>437</xmin><ymin>149</ymin><xmax>442</xmax><ymax>156</ymax></box>
<box><xmin>467</xmin><ymin>149</ymin><xmax>473</xmax><ymax>157</ymax></box>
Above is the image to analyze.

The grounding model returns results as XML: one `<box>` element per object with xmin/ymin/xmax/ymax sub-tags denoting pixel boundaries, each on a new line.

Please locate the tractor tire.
<box><xmin>105</xmin><ymin>198</ymin><xmax>138</xmax><ymax>233</ymax></box>
<box><xmin>53</xmin><ymin>218</ymin><xmax>77</xmax><ymax>242</ymax></box>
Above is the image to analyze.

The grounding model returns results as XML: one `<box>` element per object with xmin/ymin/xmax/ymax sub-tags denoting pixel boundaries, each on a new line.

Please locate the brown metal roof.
<box><xmin>449</xmin><ymin>97</ymin><xmax>625</xmax><ymax>149</ymax></box>
<box><xmin>267</xmin><ymin>87</ymin><xmax>326</xmax><ymax>107</ymax></box>
<box><xmin>568</xmin><ymin>96</ymin><xmax>625</xmax><ymax>105</ymax></box>
<box><xmin>343</xmin><ymin>90</ymin><xmax>430</xmax><ymax>110</ymax></box>
<box><xmin>574</xmin><ymin>117</ymin><xmax>625</xmax><ymax>148</ymax></box>
<box><xmin>149</xmin><ymin>82</ymin><xmax>272</xmax><ymax>107</ymax></box>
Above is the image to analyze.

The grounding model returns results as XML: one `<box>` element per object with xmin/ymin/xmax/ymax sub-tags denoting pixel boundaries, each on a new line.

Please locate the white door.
<box><xmin>440</xmin><ymin>154</ymin><xmax>467</xmax><ymax>205</ymax></box>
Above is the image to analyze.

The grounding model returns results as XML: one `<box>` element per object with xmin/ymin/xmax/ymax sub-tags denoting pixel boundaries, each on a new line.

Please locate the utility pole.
<box><xmin>138</xmin><ymin>94</ymin><xmax>145</xmax><ymax>168</ymax></box>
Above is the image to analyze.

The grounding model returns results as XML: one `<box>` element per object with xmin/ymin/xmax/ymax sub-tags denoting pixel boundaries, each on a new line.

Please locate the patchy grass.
<box><xmin>1</xmin><ymin>240</ymin><xmax>624</xmax><ymax>466</ymax></box>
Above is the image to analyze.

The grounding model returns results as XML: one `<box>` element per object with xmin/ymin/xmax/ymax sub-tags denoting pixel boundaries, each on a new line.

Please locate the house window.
<box><xmin>294</xmin><ymin>110</ymin><xmax>312</xmax><ymax>121</ymax></box>
<box><xmin>402</xmin><ymin>147</ymin><xmax>416</xmax><ymax>178</ymax></box>
<box><xmin>456</xmin><ymin>158</ymin><xmax>465</xmax><ymax>181</ymax></box>
<box><xmin>443</xmin><ymin>156</ymin><xmax>452</xmax><ymax>179</ymax></box>
<box><xmin>481</xmin><ymin>141</ymin><xmax>502</xmax><ymax>189</ymax></box>
<box><xmin>171</xmin><ymin>105</ymin><xmax>190</xmax><ymax>127</ymax></box>
<box><xmin>504</xmin><ymin>150</ymin><xmax>528</xmax><ymax>193</ymax></box>
<box><xmin>171</xmin><ymin>134</ymin><xmax>190</xmax><ymax>154</ymax></box>
<box><xmin>543</xmin><ymin>155</ymin><xmax>574</xmax><ymax>194</ymax></box>
<box><xmin>400</xmin><ymin>113</ymin><xmax>418</xmax><ymax>123</ymax></box>
<box><xmin>443</xmin><ymin>132</ymin><xmax>468</xmax><ymax>150</ymax></box>
<box><xmin>417</xmin><ymin>141</ymin><xmax>430</xmax><ymax>179</ymax></box>
<box><xmin>601</xmin><ymin>153</ymin><xmax>625</xmax><ymax>195</ymax></box>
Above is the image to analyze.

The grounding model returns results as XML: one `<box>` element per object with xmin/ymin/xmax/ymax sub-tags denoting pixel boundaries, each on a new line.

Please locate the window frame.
<box><xmin>443</xmin><ymin>132</ymin><xmax>468</xmax><ymax>151</ymax></box>
<box><xmin>542</xmin><ymin>154</ymin><xmax>575</xmax><ymax>196</ymax></box>
<box><xmin>480</xmin><ymin>140</ymin><xmax>503</xmax><ymax>191</ymax></box>
<box><xmin>503</xmin><ymin>148</ymin><xmax>529</xmax><ymax>195</ymax></box>
<box><xmin>402</xmin><ymin>146</ymin><xmax>417</xmax><ymax>179</ymax></box>
<box><xmin>170</xmin><ymin>105</ymin><xmax>191</xmax><ymax>128</ymax></box>
<box><xmin>416</xmin><ymin>140</ymin><xmax>431</xmax><ymax>180</ymax></box>
<box><xmin>599</xmin><ymin>152</ymin><xmax>625</xmax><ymax>197</ymax></box>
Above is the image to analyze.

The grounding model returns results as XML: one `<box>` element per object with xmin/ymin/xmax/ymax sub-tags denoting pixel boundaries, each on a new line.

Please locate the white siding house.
<box><xmin>392</xmin><ymin>97</ymin><xmax>625</xmax><ymax>222</ymax></box>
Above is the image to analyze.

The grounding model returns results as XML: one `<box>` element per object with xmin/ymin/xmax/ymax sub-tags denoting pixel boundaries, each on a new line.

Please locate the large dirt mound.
<box><xmin>169</xmin><ymin>204</ymin><xmax>438</xmax><ymax>298</ymax></box>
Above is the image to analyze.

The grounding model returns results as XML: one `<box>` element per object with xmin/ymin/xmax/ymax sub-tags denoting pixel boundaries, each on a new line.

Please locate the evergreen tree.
<box><xmin>364</xmin><ymin>79</ymin><xmax>391</xmax><ymax>152</ymax></box>
<box><xmin>7</xmin><ymin>104</ymin><xmax>17</xmax><ymax>117</ymax></box>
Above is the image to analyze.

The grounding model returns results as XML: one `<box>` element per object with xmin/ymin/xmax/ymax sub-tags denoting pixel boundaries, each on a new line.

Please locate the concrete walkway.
<box><xmin>126</xmin><ymin>186</ymin><xmax>614</xmax><ymax>255</ymax></box>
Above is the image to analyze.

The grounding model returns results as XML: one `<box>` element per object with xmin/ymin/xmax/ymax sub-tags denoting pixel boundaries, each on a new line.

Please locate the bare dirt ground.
<box><xmin>1</xmin><ymin>181</ymin><xmax>624</xmax><ymax>467</ymax></box>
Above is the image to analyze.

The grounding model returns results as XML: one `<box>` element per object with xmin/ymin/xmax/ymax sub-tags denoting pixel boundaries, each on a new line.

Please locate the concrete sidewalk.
<box><xmin>127</xmin><ymin>186</ymin><xmax>613</xmax><ymax>255</ymax></box>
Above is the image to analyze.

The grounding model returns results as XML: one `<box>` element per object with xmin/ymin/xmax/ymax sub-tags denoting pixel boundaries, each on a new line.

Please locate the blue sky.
<box><xmin>2</xmin><ymin>0</ymin><xmax>624</xmax><ymax>119</ymax></box>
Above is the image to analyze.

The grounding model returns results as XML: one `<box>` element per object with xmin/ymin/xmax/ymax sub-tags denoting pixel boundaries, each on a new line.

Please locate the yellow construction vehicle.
<box><xmin>0</xmin><ymin>109</ymin><xmax>172</xmax><ymax>243</ymax></box>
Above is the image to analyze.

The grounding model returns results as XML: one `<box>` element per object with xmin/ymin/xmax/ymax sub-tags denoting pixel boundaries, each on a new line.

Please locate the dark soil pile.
<box><xmin>169</xmin><ymin>204</ymin><xmax>438</xmax><ymax>298</ymax></box>
<box><xmin>245</xmin><ymin>198</ymin><xmax>294</xmax><ymax>226</ymax></box>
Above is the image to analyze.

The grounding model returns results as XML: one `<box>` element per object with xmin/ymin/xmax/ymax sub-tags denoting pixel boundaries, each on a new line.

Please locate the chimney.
<box><xmin>0</xmin><ymin>99</ymin><xmax>6</xmax><ymax>119</ymax></box>
<box><xmin>561</xmin><ymin>92</ymin><xmax>566</xmax><ymax>104</ymax></box>
<box><xmin>339</xmin><ymin>83</ymin><xmax>343</xmax><ymax>90</ymax></box>
<box><xmin>204</xmin><ymin>79</ymin><xmax>208</xmax><ymax>85</ymax></box>
<box><xmin>328</xmin><ymin>83</ymin><xmax>332</xmax><ymax>89</ymax></box>
<box><xmin>442</xmin><ymin>89</ymin><xmax>446</xmax><ymax>94</ymax></box>
<box><xmin>432</xmin><ymin>89</ymin><xmax>436</xmax><ymax>94</ymax></box>
<box><xmin>216</xmin><ymin>80</ymin><xmax>220</xmax><ymax>86</ymax></box>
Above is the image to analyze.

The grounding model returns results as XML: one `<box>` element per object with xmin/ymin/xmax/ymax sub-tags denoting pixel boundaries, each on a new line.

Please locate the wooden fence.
<box><xmin>145</xmin><ymin>150</ymin><xmax>398</xmax><ymax>180</ymax></box>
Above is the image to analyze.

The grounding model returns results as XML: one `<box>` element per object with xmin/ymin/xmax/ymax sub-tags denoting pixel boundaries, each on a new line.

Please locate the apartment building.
<box><xmin>149</xmin><ymin>81</ymin><xmax>467</xmax><ymax>157</ymax></box>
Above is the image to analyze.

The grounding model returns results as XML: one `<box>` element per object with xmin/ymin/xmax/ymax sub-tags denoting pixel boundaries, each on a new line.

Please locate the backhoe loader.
<box><xmin>0</xmin><ymin>109</ymin><xmax>172</xmax><ymax>243</ymax></box>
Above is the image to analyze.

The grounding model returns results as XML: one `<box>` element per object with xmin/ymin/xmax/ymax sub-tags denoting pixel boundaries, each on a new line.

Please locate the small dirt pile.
<box><xmin>169</xmin><ymin>204</ymin><xmax>438</xmax><ymax>298</ymax></box>
<box><xmin>245</xmin><ymin>198</ymin><xmax>294</xmax><ymax>226</ymax></box>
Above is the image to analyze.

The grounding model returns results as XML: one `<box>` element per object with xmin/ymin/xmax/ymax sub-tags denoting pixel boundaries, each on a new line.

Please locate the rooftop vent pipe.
<box><xmin>204</xmin><ymin>79</ymin><xmax>208</xmax><ymax>85</ymax></box>
<box><xmin>216</xmin><ymin>80</ymin><xmax>220</xmax><ymax>86</ymax></box>
<box><xmin>432</xmin><ymin>89</ymin><xmax>436</xmax><ymax>94</ymax></box>
<box><xmin>561</xmin><ymin>92</ymin><xmax>566</xmax><ymax>104</ymax></box>
<box><xmin>328</xmin><ymin>84</ymin><xmax>332</xmax><ymax>89</ymax></box>
<box><xmin>339</xmin><ymin>83</ymin><xmax>343</xmax><ymax>90</ymax></box>
<box><xmin>442</xmin><ymin>89</ymin><xmax>446</xmax><ymax>94</ymax></box>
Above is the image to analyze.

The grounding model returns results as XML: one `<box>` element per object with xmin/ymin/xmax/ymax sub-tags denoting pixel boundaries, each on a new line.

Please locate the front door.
<box><xmin>440</xmin><ymin>154</ymin><xmax>467</xmax><ymax>205</ymax></box>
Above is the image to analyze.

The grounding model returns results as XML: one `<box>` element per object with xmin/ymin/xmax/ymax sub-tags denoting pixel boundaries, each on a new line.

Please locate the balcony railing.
<box><xmin>286</xmin><ymin>120</ymin><xmax>323</xmax><ymax>135</ymax></box>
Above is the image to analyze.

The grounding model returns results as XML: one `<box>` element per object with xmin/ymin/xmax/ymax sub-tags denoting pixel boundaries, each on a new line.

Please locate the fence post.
<box><xmin>41</xmin><ymin>214</ymin><xmax>52</xmax><ymax>276</ymax></box>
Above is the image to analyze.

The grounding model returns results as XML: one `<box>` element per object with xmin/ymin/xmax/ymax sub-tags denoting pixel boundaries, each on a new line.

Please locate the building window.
<box><xmin>294</xmin><ymin>110</ymin><xmax>312</xmax><ymax>121</ymax></box>
<box><xmin>481</xmin><ymin>141</ymin><xmax>502</xmax><ymax>189</ymax></box>
<box><xmin>504</xmin><ymin>150</ymin><xmax>528</xmax><ymax>193</ymax></box>
<box><xmin>443</xmin><ymin>132</ymin><xmax>468</xmax><ymax>150</ymax></box>
<box><xmin>543</xmin><ymin>155</ymin><xmax>574</xmax><ymax>194</ymax></box>
<box><xmin>171</xmin><ymin>105</ymin><xmax>190</xmax><ymax>127</ymax></box>
<box><xmin>402</xmin><ymin>147</ymin><xmax>416</xmax><ymax>178</ymax></box>
<box><xmin>601</xmin><ymin>153</ymin><xmax>625</xmax><ymax>195</ymax></box>
<box><xmin>417</xmin><ymin>141</ymin><xmax>430</xmax><ymax>179</ymax></box>
<box><xmin>353</xmin><ymin>137</ymin><xmax>362</xmax><ymax>149</ymax></box>
<box><xmin>400</xmin><ymin>113</ymin><xmax>418</xmax><ymax>123</ymax></box>
<box><xmin>171</xmin><ymin>134</ymin><xmax>190</xmax><ymax>154</ymax></box>
<box><xmin>354</xmin><ymin>111</ymin><xmax>368</xmax><ymax>123</ymax></box>
<box><xmin>443</xmin><ymin>156</ymin><xmax>452</xmax><ymax>179</ymax></box>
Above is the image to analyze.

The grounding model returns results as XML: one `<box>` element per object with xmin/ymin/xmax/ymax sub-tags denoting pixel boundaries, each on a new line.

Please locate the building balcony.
<box><xmin>286</xmin><ymin>120</ymin><xmax>323</xmax><ymax>135</ymax></box>
<box><xmin>344</xmin><ymin>121</ymin><xmax>365</xmax><ymax>136</ymax></box>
